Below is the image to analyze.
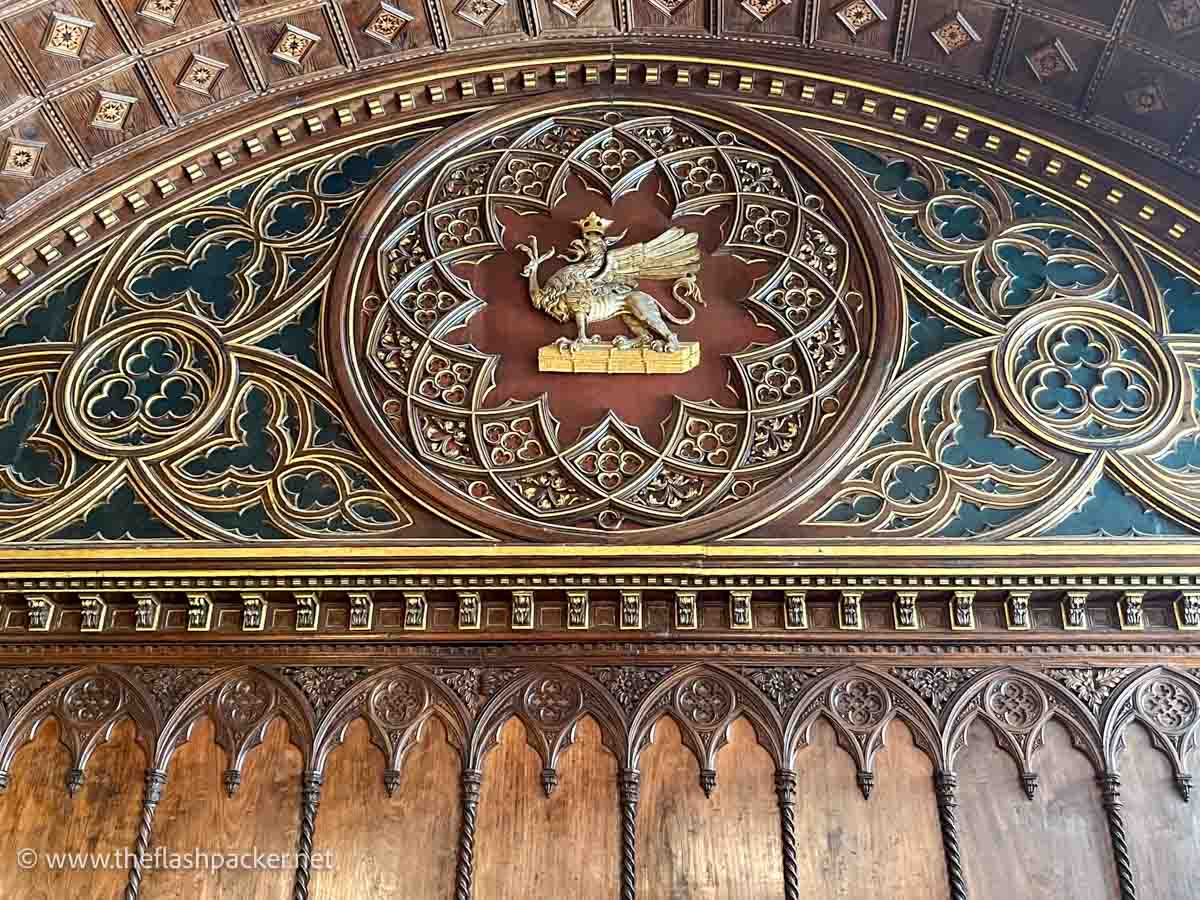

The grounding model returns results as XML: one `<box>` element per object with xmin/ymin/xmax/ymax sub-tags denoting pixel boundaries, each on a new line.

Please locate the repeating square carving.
<box><xmin>271</xmin><ymin>24</ymin><xmax>322</xmax><ymax>65</ymax></box>
<box><xmin>1026</xmin><ymin>38</ymin><xmax>1077</xmax><ymax>82</ymax></box>
<box><xmin>740</xmin><ymin>0</ymin><xmax>790</xmax><ymax>22</ymax></box>
<box><xmin>364</xmin><ymin>2</ymin><xmax>414</xmax><ymax>43</ymax></box>
<box><xmin>454</xmin><ymin>0</ymin><xmax>507</xmax><ymax>27</ymax></box>
<box><xmin>1124</xmin><ymin>77</ymin><xmax>1169</xmax><ymax>115</ymax></box>
<box><xmin>1</xmin><ymin>139</ymin><xmax>45</xmax><ymax>178</ymax></box>
<box><xmin>645</xmin><ymin>0</ymin><xmax>694</xmax><ymax>15</ymax></box>
<box><xmin>931</xmin><ymin>12</ymin><xmax>980</xmax><ymax>54</ymax></box>
<box><xmin>91</xmin><ymin>90</ymin><xmax>138</xmax><ymax>130</ymax></box>
<box><xmin>137</xmin><ymin>0</ymin><xmax>188</xmax><ymax>26</ymax></box>
<box><xmin>1159</xmin><ymin>0</ymin><xmax>1200</xmax><ymax>35</ymax></box>
<box><xmin>41</xmin><ymin>12</ymin><xmax>94</xmax><ymax>58</ymax></box>
<box><xmin>551</xmin><ymin>0</ymin><xmax>598</xmax><ymax>18</ymax></box>
<box><xmin>834</xmin><ymin>0</ymin><xmax>886</xmax><ymax>36</ymax></box>
<box><xmin>177</xmin><ymin>52</ymin><xmax>228</xmax><ymax>96</ymax></box>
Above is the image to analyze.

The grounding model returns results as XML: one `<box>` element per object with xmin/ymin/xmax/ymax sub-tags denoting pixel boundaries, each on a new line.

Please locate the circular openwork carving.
<box><xmin>994</xmin><ymin>301</ymin><xmax>1183</xmax><ymax>453</ymax></box>
<box><xmin>983</xmin><ymin>677</ymin><xmax>1046</xmax><ymax>730</ymax></box>
<box><xmin>369</xmin><ymin>677</ymin><xmax>428</xmax><ymax>729</ymax></box>
<box><xmin>55</xmin><ymin>313</ymin><xmax>237</xmax><ymax>461</ymax></box>
<box><xmin>216</xmin><ymin>678</ymin><xmax>272</xmax><ymax>728</ymax></box>
<box><xmin>523</xmin><ymin>677</ymin><xmax>584</xmax><ymax>727</ymax></box>
<box><xmin>676</xmin><ymin>676</ymin><xmax>735</xmax><ymax>727</ymax></box>
<box><xmin>830</xmin><ymin>677</ymin><xmax>889</xmax><ymax>729</ymax></box>
<box><xmin>61</xmin><ymin>676</ymin><xmax>121</xmax><ymax>724</ymax></box>
<box><xmin>1136</xmin><ymin>677</ymin><xmax>1199</xmax><ymax>733</ymax></box>
<box><xmin>331</xmin><ymin>96</ymin><xmax>896</xmax><ymax>539</ymax></box>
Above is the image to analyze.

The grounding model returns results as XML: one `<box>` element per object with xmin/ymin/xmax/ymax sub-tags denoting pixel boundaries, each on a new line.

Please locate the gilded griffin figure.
<box><xmin>517</xmin><ymin>212</ymin><xmax>705</xmax><ymax>352</ymax></box>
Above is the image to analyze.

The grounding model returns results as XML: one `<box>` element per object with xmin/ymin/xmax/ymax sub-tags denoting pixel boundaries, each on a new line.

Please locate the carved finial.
<box><xmin>66</xmin><ymin>768</ymin><xmax>85</xmax><ymax>798</ymax></box>
<box><xmin>223</xmin><ymin>768</ymin><xmax>241</xmax><ymax>797</ymax></box>
<box><xmin>1022</xmin><ymin>772</ymin><xmax>1039</xmax><ymax>801</ymax></box>
<box><xmin>576</xmin><ymin>211</ymin><xmax>613</xmax><ymax>238</ymax></box>
<box><xmin>383</xmin><ymin>769</ymin><xmax>401</xmax><ymax>798</ymax></box>
<box><xmin>856</xmin><ymin>770</ymin><xmax>874</xmax><ymax>801</ymax></box>
<box><xmin>541</xmin><ymin>768</ymin><xmax>558</xmax><ymax>798</ymax></box>
<box><xmin>699</xmin><ymin>769</ymin><xmax>717</xmax><ymax>799</ymax></box>
<box><xmin>1177</xmin><ymin>773</ymin><xmax>1192</xmax><ymax>803</ymax></box>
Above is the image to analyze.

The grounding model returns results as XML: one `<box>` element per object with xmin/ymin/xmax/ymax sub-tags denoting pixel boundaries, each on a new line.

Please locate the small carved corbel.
<box><xmin>134</xmin><ymin>593</ymin><xmax>161</xmax><ymax>631</ymax></box>
<box><xmin>838</xmin><ymin>591</ymin><xmax>863</xmax><ymax>630</ymax></box>
<box><xmin>674</xmin><ymin>590</ymin><xmax>698</xmax><ymax>630</ymax></box>
<box><xmin>348</xmin><ymin>592</ymin><xmax>373</xmax><ymax>631</ymax></box>
<box><xmin>1062</xmin><ymin>591</ymin><xmax>1089</xmax><ymax>630</ymax></box>
<box><xmin>1118</xmin><ymin>592</ymin><xmax>1145</xmax><ymax>631</ymax></box>
<box><xmin>566</xmin><ymin>591</ymin><xmax>589</xmax><ymax>629</ymax></box>
<box><xmin>893</xmin><ymin>591</ymin><xmax>919</xmax><ymax>630</ymax></box>
<box><xmin>187</xmin><ymin>593</ymin><xmax>213</xmax><ymax>631</ymax></box>
<box><xmin>295</xmin><ymin>593</ymin><xmax>320</xmax><ymax>632</ymax></box>
<box><xmin>949</xmin><ymin>591</ymin><xmax>975</xmax><ymax>631</ymax></box>
<box><xmin>240</xmin><ymin>593</ymin><xmax>266</xmax><ymax>631</ymax></box>
<box><xmin>457</xmin><ymin>591</ymin><xmax>481</xmax><ymax>630</ymax></box>
<box><xmin>729</xmin><ymin>590</ymin><xmax>753</xmax><ymax>630</ymax></box>
<box><xmin>403</xmin><ymin>591</ymin><xmax>427</xmax><ymax>630</ymax></box>
<box><xmin>620</xmin><ymin>590</ymin><xmax>642</xmax><ymax>630</ymax></box>
<box><xmin>79</xmin><ymin>594</ymin><xmax>107</xmax><ymax>633</ymax></box>
<box><xmin>26</xmin><ymin>594</ymin><xmax>54</xmax><ymax>631</ymax></box>
<box><xmin>511</xmin><ymin>590</ymin><xmax>534</xmax><ymax>629</ymax></box>
<box><xmin>1005</xmin><ymin>591</ymin><xmax>1032</xmax><ymax>630</ymax></box>
<box><xmin>784</xmin><ymin>591</ymin><xmax>807</xmax><ymax>630</ymax></box>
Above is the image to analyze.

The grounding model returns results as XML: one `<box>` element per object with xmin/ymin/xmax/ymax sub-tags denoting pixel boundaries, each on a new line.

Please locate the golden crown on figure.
<box><xmin>576</xmin><ymin>212</ymin><xmax>614</xmax><ymax>238</ymax></box>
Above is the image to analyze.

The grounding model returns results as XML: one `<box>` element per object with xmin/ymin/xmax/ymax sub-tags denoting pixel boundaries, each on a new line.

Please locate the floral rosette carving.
<box><xmin>350</xmin><ymin>103</ymin><xmax>880</xmax><ymax>535</ymax></box>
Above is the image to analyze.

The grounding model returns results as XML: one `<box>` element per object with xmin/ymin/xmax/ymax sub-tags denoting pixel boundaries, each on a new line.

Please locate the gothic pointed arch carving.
<box><xmin>311</xmin><ymin>664</ymin><xmax>469</xmax><ymax>794</ymax></box>
<box><xmin>943</xmin><ymin>666</ymin><xmax>1104</xmax><ymax>796</ymax></box>
<box><xmin>154</xmin><ymin>665</ymin><xmax>314</xmax><ymax>794</ymax></box>
<box><xmin>1103</xmin><ymin>665</ymin><xmax>1200</xmax><ymax>800</ymax></box>
<box><xmin>0</xmin><ymin>665</ymin><xmax>156</xmax><ymax>795</ymax></box>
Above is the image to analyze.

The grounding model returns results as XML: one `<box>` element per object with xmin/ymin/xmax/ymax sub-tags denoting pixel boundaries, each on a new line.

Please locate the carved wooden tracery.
<box><xmin>0</xmin><ymin>661</ymin><xmax>1191</xmax><ymax>899</ymax></box>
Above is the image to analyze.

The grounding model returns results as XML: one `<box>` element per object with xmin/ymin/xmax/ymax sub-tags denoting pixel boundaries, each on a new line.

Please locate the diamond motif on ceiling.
<box><xmin>1159</xmin><ymin>0</ymin><xmax>1200</xmax><ymax>35</ymax></box>
<box><xmin>41</xmin><ymin>12</ymin><xmax>94</xmax><ymax>58</ymax></box>
<box><xmin>454</xmin><ymin>0</ymin><xmax>507</xmax><ymax>28</ymax></box>
<box><xmin>272</xmin><ymin>24</ymin><xmax>322</xmax><ymax>65</ymax></box>
<box><xmin>1125</xmin><ymin>78</ymin><xmax>1169</xmax><ymax>115</ymax></box>
<box><xmin>364</xmin><ymin>2</ymin><xmax>414</xmax><ymax>43</ymax></box>
<box><xmin>551</xmin><ymin>0</ymin><xmax>598</xmax><ymax>19</ymax></box>
<box><xmin>834</xmin><ymin>0</ymin><xmax>886</xmax><ymax>36</ymax></box>
<box><xmin>1025</xmin><ymin>38</ymin><xmax>1076</xmax><ymax>83</ymax></box>
<box><xmin>91</xmin><ymin>91</ymin><xmax>138</xmax><ymax>131</ymax></box>
<box><xmin>931</xmin><ymin>12</ymin><xmax>980</xmax><ymax>54</ymax></box>
<box><xmin>0</xmin><ymin>139</ymin><xmax>44</xmax><ymax>178</ymax></box>
<box><xmin>176</xmin><ymin>53</ymin><xmax>228</xmax><ymax>96</ymax></box>
<box><xmin>739</xmin><ymin>0</ymin><xmax>790</xmax><ymax>23</ymax></box>
<box><xmin>137</xmin><ymin>0</ymin><xmax>188</xmax><ymax>26</ymax></box>
<box><xmin>646</xmin><ymin>0</ymin><xmax>696</xmax><ymax>15</ymax></box>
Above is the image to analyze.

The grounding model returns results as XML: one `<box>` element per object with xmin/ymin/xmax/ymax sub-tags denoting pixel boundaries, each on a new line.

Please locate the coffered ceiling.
<box><xmin>2</xmin><ymin>0</ymin><xmax>1200</xmax><ymax>228</ymax></box>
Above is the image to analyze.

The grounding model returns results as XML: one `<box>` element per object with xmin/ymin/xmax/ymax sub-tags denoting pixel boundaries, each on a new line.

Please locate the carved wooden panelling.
<box><xmin>0</xmin><ymin>662</ymin><xmax>1193</xmax><ymax>899</ymax></box>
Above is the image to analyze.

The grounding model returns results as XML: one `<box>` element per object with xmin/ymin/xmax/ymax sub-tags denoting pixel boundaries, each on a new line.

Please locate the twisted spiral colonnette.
<box><xmin>935</xmin><ymin>771</ymin><xmax>968</xmax><ymax>900</ymax></box>
<box><xmin>455</xmin><ymin>771</ymin><xmax>482</xmax><ymax>900</ymax></box>
<box><xmin>293</xmin><ymin>772</ymin><xmax>323</xmax><ymax>900</ymax></box>
<box><xmin>124</xmin><ymin>768</ymin><xmax>167</xmax><ymax>900</ymax></box>
<box><xmin>1099</xmin><ymin>774</ymin><xmax>1137</xmax><ymax>900</ymax></box>
<box><xmin>775</xmin><ymin>771</ymin><xmax>799</xmax><ymax>900</ymax></box>
<box><xmin>619</xmin><ymin>769</ymin><xmax>641</xmax><ymax>900</ymax></box>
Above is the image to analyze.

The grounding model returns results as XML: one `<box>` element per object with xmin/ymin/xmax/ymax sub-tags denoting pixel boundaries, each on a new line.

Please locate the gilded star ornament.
<box><xmin>364</xmin><ymin>2</ymin><xmax>414</xmax><ymax>43</ymax></box>
<box><xmin>176</xmin><ymin>53</ymin><xmax>228</xmax><ymax>96</ymax></box>
<box><xmin>91</xmin><ymin>91</ymin><xmax>138</xmax><ymax>131</ymax></box>
<box><xmin>41</xmin><ymin>12</ymin><xmax>94</xmax><ymax>58</ymax></box>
